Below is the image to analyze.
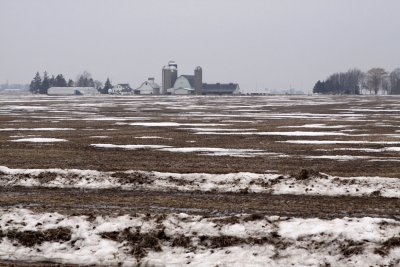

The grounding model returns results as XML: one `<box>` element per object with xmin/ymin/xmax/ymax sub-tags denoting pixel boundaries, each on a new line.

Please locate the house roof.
<box><xmin>145</xmin><ymin>81</ymin><xmax>160</xmax><ymax>89</ymax></box>
<box><xmin>202</xmin><ymin>83</ymin><xmax>239</xmax><ymax>93</ymax></box>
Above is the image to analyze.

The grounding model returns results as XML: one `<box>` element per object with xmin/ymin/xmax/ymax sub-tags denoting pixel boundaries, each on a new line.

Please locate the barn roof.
<box><xmin>180</xmin><ymin>75</ymin><xmax>195</xmax><ymax>88</ymax></box>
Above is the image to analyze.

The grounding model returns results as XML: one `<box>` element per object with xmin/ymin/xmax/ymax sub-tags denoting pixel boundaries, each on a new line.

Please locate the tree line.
<box><xmin>313</xmin><ymin>68</ymin><xmax>400</xmax><ymax>95</ymax></box>
<box><xmin>29</xmin><ymin>71</ymin><xmax>113</xmax><ymax>94</ymax></box>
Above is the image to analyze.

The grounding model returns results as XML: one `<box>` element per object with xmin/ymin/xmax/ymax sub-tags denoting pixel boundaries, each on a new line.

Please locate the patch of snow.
<box><xmin>135</xmin><ymin>136</ymin><xmax>172</xmax><ymax>140</ymax></box>
<box><xmin>181</xmin><ymin>127</ymin><xmax>257</xmax><ymax>132</ymax></box>
<box><xmin>0</xmin><ymin>128</ymin><xmax>75</xmax><ymax>131</ymax></box>
<box><xmin>196</xmin><ymin>131</ymin><xmax>348</xmax><ymax>136</ymax></box>
<box><xmin>279</xmin><ymin>124</ymin><xmax>348</xmax><ymax>129</ymax></box>
<box><xmin>158</xmin><ymin>147</ymin><xmax>278</xmax><ymax>157</ymax></box>
<box><xmin>10</xmin><ymin>138</ymin><xmax>67</xmax><ymax>143</ymax></box>
<box><xmin>130</xmin><ymin>122</ymin><xmax>229</xmax><ymax>127</ymax></box>
<box><xmin>281</xmin><ymin>140</ymin><xmax>400</xmax><ymax>145</ymax></box>
<box><xmin>305</xmin><ymin>155</ymin><xmax>372</xmax><ymax>161</ymax></box>
<box><xmin>90</xmin><ymin>144</ymin><xmax>170</xmax><ymax>150</ymax></box>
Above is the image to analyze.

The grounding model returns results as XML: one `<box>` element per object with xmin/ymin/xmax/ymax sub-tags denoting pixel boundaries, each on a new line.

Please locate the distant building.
<box><xmin>47</xmin><ymin>87</ymin><xmax>98</xmax><ymax>96</ymax></box>
<box><xmin>167</xmin><ymin>75</ymin><xmax>196</xmax><ymax>95</ymax></box>
<box><xmin>162</xmin><ymin>62</ymin><xmax>202</xmax><ymax>95</ymax></box>
<box><xmin>202</xmin><ymin>83</ymin><xmax>240</xmax><ymax>95</ymax></box>
<box><xmin>162</xmin><ymin>61</ymin><xmax>239</xmax><ymax>95</ymax></box>
<box><xmin>110</xmin><ymin>84</ymin><xmax>133</xmax><ymax>94</ymax></box>
<box><xmin>136</xmin><ymin>78</ymin><xmax>160</xmax><ymax>95</ymax></box>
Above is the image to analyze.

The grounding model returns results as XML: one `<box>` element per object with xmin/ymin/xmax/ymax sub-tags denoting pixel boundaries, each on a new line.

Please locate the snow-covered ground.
<box><xmin>0</xmin><ymin>166</ymin><xmax>399</xmax><ymax>198</ymax></box>
<box><xmin>0</xmin><ymin>208</ymin><xmax>399</xmax><ymax>266</ymax></box>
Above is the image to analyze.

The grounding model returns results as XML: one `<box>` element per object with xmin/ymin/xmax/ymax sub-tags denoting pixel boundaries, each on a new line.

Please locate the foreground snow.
<box><xmin>0</xmin><ymin>208</ymin><xmax>399</xmax><ymax>266</ymax></box>
<box><xmin>0</xmin><ymin>166</ymin><xmax>399</xmax><ymax>197</ymax></box>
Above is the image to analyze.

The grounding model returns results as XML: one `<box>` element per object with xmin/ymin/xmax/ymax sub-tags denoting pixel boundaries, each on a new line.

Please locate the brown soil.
<box><xmin>1</xmin><ymin>187</ymin><xmax>399</xmax><ymax>219</ymax></box>
<box><xmin>0</xmin><ymin>228</ymin><xmax>72</xmax><ymax>247</ymax></box>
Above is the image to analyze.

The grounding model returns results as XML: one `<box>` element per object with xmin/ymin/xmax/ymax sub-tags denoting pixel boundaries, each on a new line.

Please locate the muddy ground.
<box><xmin>1</xmin><ymin>187</ymin><xmax>399</xmax><ymax>219</ymax></box>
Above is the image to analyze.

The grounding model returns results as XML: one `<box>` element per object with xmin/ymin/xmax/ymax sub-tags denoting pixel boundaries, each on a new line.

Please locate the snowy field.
<box><xmin>0</xmin><ymin>95</ymin><xmax>400</xmax><ymax>266</ymax></box>
<box><xmin>1</xmin><ymin>208</ymin><xmax>399</xmax><ymax>266</ymax></box>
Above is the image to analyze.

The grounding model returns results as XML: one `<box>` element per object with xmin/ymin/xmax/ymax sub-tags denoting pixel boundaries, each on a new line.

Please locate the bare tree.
<box><xmin>76</xmin><ymin>71</ymin><xmax>94</xmax><ymax>87</ymax></box>
<box><xmin>366</xmin><ymin>68</ymin><xmax>388</xmax><ymax>94</ymax></box>
<box><xmin>93</xmin><ymin>80</ymin><xmax>103</xmax><ymax>90</ymax></box>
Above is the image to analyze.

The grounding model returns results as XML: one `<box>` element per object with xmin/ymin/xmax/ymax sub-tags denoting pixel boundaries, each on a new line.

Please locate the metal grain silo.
<box><xmin>194</xmin><ymin>66</ymin><xmax>203</xmax><ymax>95</ymax></box>
<box><xmin>162</xmin><ymin>65</ymin><xmax>172</xmax><ymax>94</ymax></box>
<box><xmin>162</xmin><ymin>61</ymin><xmax>178</xmax><ymax>94</ymax></box>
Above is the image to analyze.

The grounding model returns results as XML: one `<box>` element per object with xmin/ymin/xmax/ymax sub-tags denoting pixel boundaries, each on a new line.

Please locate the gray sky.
<box><xmin>1</xmin><ymin>0</ymin><xmax>399</xmax><ymax>92</ymax></box>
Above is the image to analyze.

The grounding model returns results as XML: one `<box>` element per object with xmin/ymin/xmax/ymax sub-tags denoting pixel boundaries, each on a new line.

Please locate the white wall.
<box><xmin>168</xmin><ymin>88</ymin><xmax>194</xmax><ymax>95</ymax></box>
<box><xmin>137</xmin><ymin>82</ymin><xmax>159</xmax><ymax>95</ymax></box>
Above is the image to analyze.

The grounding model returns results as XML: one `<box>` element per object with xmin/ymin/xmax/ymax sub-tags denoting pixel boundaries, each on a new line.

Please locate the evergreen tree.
<box><xmin>40</xmin><ymin>71</ymin><xmax>50</xmax><ymax>94</ymax></box>
<box><xmin>67</xmin><ymin>79</ymin><xmax>74</xmax><ymax>87</ymax></box>
<box><xmin>102</xmin><ymin>78</ymin><xmax>113</xmax><ymax>94</ymax></box>
<box><xmin>54</xmin><ymin>74</ymin><xmax>67</xmax><ymax>87</ymax></box>
<box><xmin>88</xmin><ymin>78</ymin><xmax>95</xmax><ymax>87</ymax></box>
<box><xmin>29</xmin><ymin>72</ymin><xmax>42</xmax><ymax>94</ymax></box>
<box><xmin>49</xmin><ymin>75</ymin><xmax>55</xmax><ymax>88</ymax></box>
<box><xmin>390</xmin><ymin>69</ymin><xmax>400</xmax><ymax>94</ymax></box>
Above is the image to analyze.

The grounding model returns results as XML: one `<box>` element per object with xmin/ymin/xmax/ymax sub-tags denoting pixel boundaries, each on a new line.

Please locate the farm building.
<box><xmin>202</xmin><ymin>83</ymin><xmax>241</xmax><ymax>95</ymax></box>
<box><xmin>161</xmin><ymin>61</ymin><xmax>239</xmax><ymax>95</ymax></box>
<box><xmin>47</xmin><ymin>87</ymin><xmax>99</xmax><ymax>96</ymax></box>
<box><xmin>136</xmin><ymin>78</ymin><xmax>160</xmax><ymax>95</ymax></box>
<box><xmin>110</xmin><ymin>84</ymin><xmax>133</xmax><ymax>94</ymax></box>
<box><xmin>167</xmin><ymin>75</ymin><xmax>196</xmax><ymax>95</ymax></box>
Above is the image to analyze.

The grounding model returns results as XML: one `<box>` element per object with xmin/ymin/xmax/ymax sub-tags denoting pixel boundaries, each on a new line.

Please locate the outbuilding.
<box><xmin>47</xmin><ymin>87</ymin><xmax>99</xmax><ymax>95</ymax></box>
<box><xmin>136</xmin><ymin>78</ymin><xmax>160</xmax><ymax>95</ymax></box>
<box><xmin>202</xmin><ymin>83</ymin><xmax>241</xmax><ymax>95</ymax></box>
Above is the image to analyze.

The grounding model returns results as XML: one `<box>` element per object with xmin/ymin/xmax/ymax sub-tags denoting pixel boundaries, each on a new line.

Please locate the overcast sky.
<box><xmin>1</xmin><ymin>0</ymin><xmax>399</xmax><ymax>92</ymax></box>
